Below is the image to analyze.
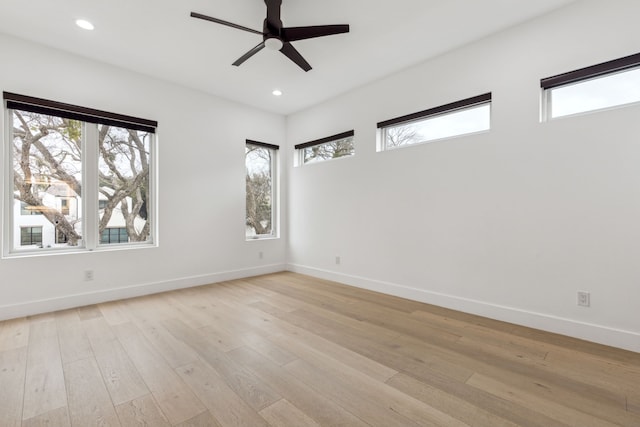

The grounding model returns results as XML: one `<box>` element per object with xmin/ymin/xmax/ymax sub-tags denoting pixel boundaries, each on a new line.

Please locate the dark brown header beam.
<box><xmin>246</xmin><ymin>139</ymin><xmax>279</xmax><ymax>150</ymax></box>
<box><xmin>294</xmin><ymin>130</ymin><xmax>355</xmax><ymax>150</ymax></box>
<box><xmin>541</xmin><ymin>52</ymin><xmax>640</xmax><ymax>89</ymax></box>
<box><xmin>4</xmin><ymin>92</ymin><xmax>157</xmax><ymax>133</ymax></box>
<box><xmin>377</xmin><ymin>93</ymin><xmax>492</xmax><ymax>129</ymax></box>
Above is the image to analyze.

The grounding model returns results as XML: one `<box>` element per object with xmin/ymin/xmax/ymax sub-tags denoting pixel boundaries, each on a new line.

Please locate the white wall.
<box><xmin>286</xmin><ymin>0</ymin><xmax>640</xmax><ymax>353</ymax></box>
<box><xmin>0</xmin><ymin>33</ymin><xmax>287</xmax><ymax>318</ymax></box>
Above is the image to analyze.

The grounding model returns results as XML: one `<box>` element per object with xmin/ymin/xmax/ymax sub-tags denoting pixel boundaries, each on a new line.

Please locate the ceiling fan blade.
<box><xmin>190</xmin><ymin>12</ymin><xmax>263</xmax><ymax>36</ymax></box>
<box><xmin>233</xmin><ymin>42</ymin><xmax>266</xmax><ymax>66</ymax></box>
<box><xmin>281</xmin><ymin>25</ymin><xmax>350</xmax><ymax>42</ymax></box>
<box><xmin>280</xmin><ymin>42</ymin><xmax>312</xmax><ymax>72</ymax></box>
<box><xmin>264</xmin><ymin>0</ymin><xmax>283</xmax><ymax>31</ymax></box>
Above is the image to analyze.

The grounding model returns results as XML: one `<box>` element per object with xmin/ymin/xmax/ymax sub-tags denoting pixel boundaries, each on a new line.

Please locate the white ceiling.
<box><xmin>0</xmin><ymin>0</ymin><xmax>576</xmax><ymax>115</ymax></box>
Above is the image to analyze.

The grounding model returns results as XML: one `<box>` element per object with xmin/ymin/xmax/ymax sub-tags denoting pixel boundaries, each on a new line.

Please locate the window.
<box><xmin>245</xmin><ymin>140</ymin><xmax>278</xmax><ymax>239</ymax></box>
<box><xmin>20</xmin><ymin>202</ymin><xmax>42</xmax><ymax>216</ymax></box>
<box><xmin>4</xmin><ymin>92</ymin><xmax>157</xmax><ymax>255</ymax></box>
<box><xmin>377</xmin><ymin>93</ymin><xmax>491</xmax><ymax>151</ymax></box>
<box><xmin>294</xmin><ymin>130</ymin><xmax>355</xmax><ymax>165</ymax></box>
<box><xmin>100</xmin><ymin>228</ymin><xmax>129</xmax><ymax>244</ymax></box>
<box><xmin>20</xmin><ymin>227</ymin><xmax>42</xmax><ymax>246</ymax></box>
<box><xmin>541</xmin><ymin>52</ymin><xmax>640</xmax><ymax>119</ymax></box>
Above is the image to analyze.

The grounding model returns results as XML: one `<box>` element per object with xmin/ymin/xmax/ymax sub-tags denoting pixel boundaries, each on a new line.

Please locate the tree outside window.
<box><xmin>245</xmin><ymin>143</ymin><xmax>277</xmax><ymax>239</ymax></box>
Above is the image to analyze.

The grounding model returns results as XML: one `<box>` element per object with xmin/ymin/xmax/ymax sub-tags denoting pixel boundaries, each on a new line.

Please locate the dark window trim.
<box><xmin>541</xmin><ymin>52</ymin><xmax>640</xmax><ymax>89</ymax></box>
<box><xmin>3</xmin><ymin>92</ymin><xmax>157</xmax><ymax>133</ymax></box>
<box><xmin>246</xmin><ymin>139</ymin><xmax>279</xmax><ymax>150</ymax></box>
<box><xmin>377</xmin><ymin>93</ymin><xmax>491</xmax><ymax>129</ymax></box>
<box><xmin>294</xmin><ymin>130</ymin><xmax>355</xmax><ymax>150</ymax></box>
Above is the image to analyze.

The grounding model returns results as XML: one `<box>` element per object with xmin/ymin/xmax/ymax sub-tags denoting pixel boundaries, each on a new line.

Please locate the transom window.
<box><xmin>541</xmin><ymin>52</ymin><xmax>640</xmax><ymax>120</ymax></box>
<box><xmin>3</xmin><ymin>92</ymin><xmax>157</xmax><ymax>255</ymax></box>
<box><xmin>377</xmin><ymin>93</ymin><xmax>491</xmax><ymax>151</ymax></box>
<box><xmin>294</xmin><ymin>130</ymin><xmax>355</xmax><ymax>165</ymax></box>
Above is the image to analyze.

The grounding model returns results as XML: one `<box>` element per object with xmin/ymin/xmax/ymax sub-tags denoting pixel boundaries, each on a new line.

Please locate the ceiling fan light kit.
<box><xmin>191</xmin><ymin>0</ymin><xmax>349</xmax><ymax>72</ymax></box>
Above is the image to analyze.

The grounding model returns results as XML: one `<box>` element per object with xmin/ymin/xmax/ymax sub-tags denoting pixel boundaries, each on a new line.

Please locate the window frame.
<box><xmin>245</xmin><ymin>139</ymin><xmax>279</xmax><ymax>240</ymax></box>
<box><xmin>3</xmin><ymin>92</ymin><xmax>158</xmax><ymax>257</ymax></box>
<box><xmin>294</xmin><ymin>130</ymin><xmax>355</xmax><ymax>165</ymax></box>
<box><xmin>377</xmin><ymin>93</ymin><xmax>492</xmax><ymax>151</ymax></box>
<box><xmin>541</xmin><ymin>52</ymin><xmax>640</xmax><ymax>120</ymax></box>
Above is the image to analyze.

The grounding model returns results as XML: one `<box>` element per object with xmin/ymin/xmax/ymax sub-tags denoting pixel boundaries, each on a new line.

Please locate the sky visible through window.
<box><xmin>550</xmin><ymin>68</ymin><xmax>640</xmax><ymax>118</ymax></box>
<box><xmin>384</xmin><ymin>103</ymin><xmax>490</xmax><ymax>149</ymax></box>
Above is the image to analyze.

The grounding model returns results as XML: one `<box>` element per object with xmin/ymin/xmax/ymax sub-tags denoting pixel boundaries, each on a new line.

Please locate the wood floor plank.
<box><xmin>176</xmin><ymin>359</ymin><xmax>268</xmax><ymax>427</ymax></box>
<box><xmin>284</xmin><ymin>358</ymin><xmax>426</xmax><ymax>427</ymax></box>
<box><xmin>83</xmin><ymin>318</ymin><xmax>149</xmax><ymax>406</ymax></box>
<box><xmin>22</xmin><ymin>320</ymin><xmax>67</xmax><ymax>420</ymax></box>
<box><xmin>467</xmin><ymin>373</ymin><xmax>622</xmax><ymax>427</ymax></box>
<box><xmin>229</xmin><ymin>345</ymin><xmax>370</xmax><ymax>427</ymax></box>
<box><xmin>98</xmin><ymin>301</ymin><xmax>132</xmax><ymax>326</ymax></box>
<box><xmin>163</xmin><ymin>318</ymin><xmax>282</xmax><ymax>411</ymax></box>
<box><xmin>55</xmin><ymin>309</ymin><xmax>93</xmax><ymax>365</ymax></box>
<box><xmin>238</xmin><ymin>332</ymin><xmax>298</xmax><ymax>366</ymax></box>
<box><xmin>131</xmin><ymin>319</ymin><xmax>200</xmax><ymax>369</ymax></box>
<box><xmin>282</xmin><ymin>343</ymin><xmax>471</xmax><ymax>427</ymax></box>
<box><xmin>115</xmin><ymin>394</ymin><xmax>171</xmax><ymax>427</ymax></box>
<box><xmin>387</xmin><ymin>372</ymin><xmax>521</xmax><ymax>427</ymax></box>
<box><xmin>63</xmin><ymin>356</ymin><xmax>120</xmax><ymax>426</ymax></box>
<box><xmin>76</xmin><ymin>305</ymin><xmax>104</xmax><ymax>321</ymax></box>
<box><xmin>268</xmin><ymin>328</ymin><xmax>396</xmax><ymax>382</ymax></box>
<box><xmin>0</xmin><ymin>317</ymin><xmax>29</xmax><ymax>351</ymax></box>
<box><xmin>112</xmin><ymin>322</ymin><xmax>207</xmax><ymax>425</ymax></box>
<box><xmin>259</xmin><ymin>399</ymin><xmax>321</xmax><ymax>427</ymax></box>
<box><xmin>21</xmin><ymin>406</ymin><xmax>71</xmax><ymax>427</ymax></box>
<box><xmin>0</xmin><ymin>347</ymin><xmax>27</xmax><ymax>427</ymax></box>
<box><xmin>174</xmin><ymin>410</ymin><xmax>223</xmax><ymax>427</ymax></box>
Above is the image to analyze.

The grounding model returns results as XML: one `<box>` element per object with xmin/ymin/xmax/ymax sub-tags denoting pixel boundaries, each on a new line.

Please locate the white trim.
<box><xmin>0</xmin><ymin>263</ymin><xmax>286</xmax><ymax>321</ymax></box>
<box><xmin>287</xmin><ymin>263</ymin><xmax>640</xmax><ymax>354</ymax></box>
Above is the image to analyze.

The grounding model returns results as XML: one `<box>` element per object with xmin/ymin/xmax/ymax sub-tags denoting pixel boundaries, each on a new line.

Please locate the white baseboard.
<box><xmin>287</xmin><ymin>263</ymin><xmax>640</xmax><ymax>354</ymax></box>
<box><xmin>0</xmin><ymin>263</ymin><xmax>286</xmax><ymax>321</ymax></box>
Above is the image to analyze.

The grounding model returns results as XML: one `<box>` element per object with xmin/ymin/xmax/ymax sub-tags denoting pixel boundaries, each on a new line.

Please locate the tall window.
<box><xmin>377</xmin><ymin>93</ymin><xmax>491</xmax><ymax>151</ymax></box>
<box><xmin>541</xmin><ymin>52</ymin><xmax>640</xmax><ymax>120</ymax></box>
<box><xmin>4</xmin><ymin>92</ymin><xmax>157</xmax><ymax>255</ymax></box>
<box><xmin>295</xmin><ymin>130</ymin><xmax>355</xmax><ymax>165</ymax></box>
<box><xmin>245</xmin><ymin>140</ymin><xmax>278</xmax><ymax>239</ymax></box>
<box><xmin>98</xmin><ymin>125</ymin><xmax>152</xmax><ymax>245</ymax></box>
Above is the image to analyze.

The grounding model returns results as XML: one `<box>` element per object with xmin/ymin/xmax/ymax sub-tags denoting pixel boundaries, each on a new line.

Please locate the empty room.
<box><xmin>0</xmin><ymin>0</ymin><xmax>639</xmax><ymax>426</ymax></box>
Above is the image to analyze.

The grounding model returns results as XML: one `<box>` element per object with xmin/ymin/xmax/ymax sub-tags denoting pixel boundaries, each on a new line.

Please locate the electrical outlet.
<box><xmin>577</xmin><ymin>291</ymin><xmax>590</xmax><ymax>307</ymax></box>
<box><xmin>84</xmin><ymin>270</ymin><xmax>94</xmax><ymax>281</ymax></box>
<box><xmin>335</xmin><ymin>256</ymin><xmax>341</xmax><ymax>265</ymax></box>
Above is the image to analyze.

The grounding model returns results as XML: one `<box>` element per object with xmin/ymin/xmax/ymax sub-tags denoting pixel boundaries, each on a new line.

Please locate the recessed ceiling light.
<box><xmin>272</xmin><ymin>89</ymin><xmax>283</xmax><ymax>96</ymax></box>
<box><xmin>75</xmin><ymin>19</ymin><xmax>94</xmax><ymax>30</ymax></box>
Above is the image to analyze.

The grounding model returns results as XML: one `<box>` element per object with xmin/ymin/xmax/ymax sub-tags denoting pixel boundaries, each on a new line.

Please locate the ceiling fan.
<box><xmin>191</xmin><ymin>0</ymin><xmax>349</xmax><ymax>72</ymax></box>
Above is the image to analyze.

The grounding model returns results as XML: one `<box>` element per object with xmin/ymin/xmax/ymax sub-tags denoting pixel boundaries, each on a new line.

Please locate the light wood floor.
<box><xmin>0</xmin><ymin>272</ymin><xmax>638</xmax><ymax>426</ymax></box>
